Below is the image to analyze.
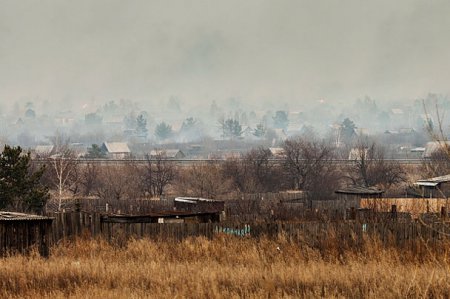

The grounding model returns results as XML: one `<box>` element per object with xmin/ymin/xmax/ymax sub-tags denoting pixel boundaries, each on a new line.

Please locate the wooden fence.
<box><xmin>48</xmin><ymin>212</ymin><xmax>450</xmax><ymax>249</ymax></box>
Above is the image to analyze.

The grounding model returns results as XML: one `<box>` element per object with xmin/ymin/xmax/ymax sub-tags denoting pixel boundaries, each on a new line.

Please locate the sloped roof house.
<box><xmin>101</xmin><ymin>142</ymin><xmax>131</xmax><ymax>159</ymax></box>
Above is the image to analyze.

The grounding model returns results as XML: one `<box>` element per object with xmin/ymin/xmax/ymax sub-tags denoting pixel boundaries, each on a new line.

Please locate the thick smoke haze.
<box><xmin>1</xmin><ymin>0</ymin><xmax>450</xmax><ymax>108</ymax></box>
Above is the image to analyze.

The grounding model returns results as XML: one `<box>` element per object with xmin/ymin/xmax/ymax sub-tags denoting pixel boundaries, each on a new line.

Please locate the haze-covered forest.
<box><xmin>1</xmin><ymin>1</ymin><xmax>450</xmax><ymax>159</ymax></box>
<box><xmin>0</xmin><ymin>93</ymin><xmax>446</xmax><ymax>159</ymax></box>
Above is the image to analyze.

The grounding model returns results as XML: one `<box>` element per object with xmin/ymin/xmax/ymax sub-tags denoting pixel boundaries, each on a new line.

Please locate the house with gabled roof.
<box><xmin>33</xmin><ymin>145</ymin><xmax>55</xmax><ymax>158</ymax></box>
<box><xmin>101</xmin><ymin>142</ymin><xmax>131</xmax><ymax>159</ymax></box>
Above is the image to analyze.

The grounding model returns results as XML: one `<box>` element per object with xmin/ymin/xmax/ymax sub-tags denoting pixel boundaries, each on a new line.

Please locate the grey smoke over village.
<box><xmin>1</xmin><ymin>0</ymin><xmax>450</xmax><ymax>152</ymax></box>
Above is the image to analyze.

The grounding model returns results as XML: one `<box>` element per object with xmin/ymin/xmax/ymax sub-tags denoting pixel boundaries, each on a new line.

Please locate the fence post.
<box><xmin>391</xmin><ymin>205</ymin><xmax>397</xmax><ymax>220</ymax></box>
<box><xmin>441</xmin><ymin>206</ymin><xmax>447</xmax><ymax>219</ymax></box>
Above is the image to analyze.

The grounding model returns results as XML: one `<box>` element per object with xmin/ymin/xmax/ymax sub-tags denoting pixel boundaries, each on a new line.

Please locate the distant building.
<box><xmin>69</xmin><ymin>143</ymin><xmax>88</xmax><ymax>158</ymax></box>
<box><xmin>423</xmin><ymin>141</ymin><xmax>450</xmax><ymax>158</ymax></box>
<box><xmin>414</xmin><ymin>174</ymin><xmax>450</xmax><ymax>198</ymax></box>
<box><xmin>348</xmin><ymin>148</ymin><xmax>368</xmax><ymax>160</ymax></box>
<box><xmin>269</xmin><ymin>147</ymin><xmax>285</xmax><ymax>158</ymax></box>
<box><xmin>101</xmin><ymin>142</ymin><xmax>131</xmax><ymax>159</ymax></box>
<box><xmin>33</xmin><ymin>145</ymin><xmax>55</xmax><ymax>158</ymax></box>
<box><xmin>149</xmin><ymin>149</ymin><xmax>185</xmax><ymax>159</ymax></box>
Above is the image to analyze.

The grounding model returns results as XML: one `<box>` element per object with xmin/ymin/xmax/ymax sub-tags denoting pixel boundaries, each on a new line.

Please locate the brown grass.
<box><xmin>1</xmin><ymin>235</ymin><xmax>450</xmax><ymax>298</ymax></box>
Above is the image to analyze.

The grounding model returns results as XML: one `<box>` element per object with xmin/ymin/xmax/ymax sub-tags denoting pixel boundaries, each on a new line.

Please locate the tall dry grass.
<box><xmin>1</xmin><ymin>235</ymin><xmax>450</xmax><ymax>298</ymax></box>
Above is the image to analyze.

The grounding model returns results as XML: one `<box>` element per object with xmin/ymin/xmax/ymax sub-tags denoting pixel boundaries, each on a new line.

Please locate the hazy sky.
<box><xmin>1</xmin><ymin>0</ymin><xmax>450</xmax><ymax>107</ymax></box>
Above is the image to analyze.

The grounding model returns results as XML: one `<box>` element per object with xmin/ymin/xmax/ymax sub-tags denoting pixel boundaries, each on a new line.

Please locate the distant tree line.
<box><xmin>0</xmin><ymin>134</ymin><xmax>413</xmax><ymax>214</ymax></box>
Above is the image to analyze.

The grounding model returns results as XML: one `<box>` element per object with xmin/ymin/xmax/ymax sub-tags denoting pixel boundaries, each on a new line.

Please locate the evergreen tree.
<box><xmin>86</xmin><ymin>144</ymin><xmax>106</xmax><ymax>159</ymax></box>
<box><xmin>253</xmin><ymin>123</ymin><xmax>266</xmax><ymax>138</ymax></box>
<box><xmin>273</xmin><ymin>111</ymin><xmax>289</xmax><ymax>129</ymax></box>
<box><xmin>155</xmin><ymin>122</ymin><xmax>172</xmax><ymax>140</ymax></box>
<box><xmin>136</xmin><ymin>114</ymin><xmax>148</xmax><ymax>137</ymax></box>
<box><xmin>341</xmin><ymin>118</ymin><xmax>357</xmax><ymax>142</ymax></box>
<box><xmin>221</xmin><ymin>118</ymin><xmax>242</xmax><ymax>138</ymax></box>
<box><xmin>0</xmin><ymin>145</ymin><xmax>49</xmax><ymax>213</ymax></box>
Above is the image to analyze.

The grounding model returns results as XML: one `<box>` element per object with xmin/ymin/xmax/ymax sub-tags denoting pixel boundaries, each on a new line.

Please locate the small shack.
<box><xmin>0</xmin><ymin>212</ymin><xmax>53</xmax><ymax>257</ymax></box>
<box><xmin>414</xmin><ymin>174</ymin><xmax>450</xmax><ymax>198</ymax></box>
<box><xmin>174</xmin><ymin>197</ymin><xmax>225</xmax><ymax>214</ymax></box>
<box><xmin>335</xmin><ymin>186</ymin><xmax>384</xmax><ymax>209</ymax></box>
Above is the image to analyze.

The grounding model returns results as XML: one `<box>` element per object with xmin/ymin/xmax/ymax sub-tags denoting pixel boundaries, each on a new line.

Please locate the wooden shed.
<box><xmin>414</xmin><ymin>174</ymin><xmax>450</xmax><ymax>198</ymax></box>
<box><xmin>0</xmin><ymin>212</ymin><xmax>53</xmax><ymax>257</ymax></box>
<box><xmin>335</xmin><ymin>186</ymin><xmax>384</xmax><ymax>209</ymax></box>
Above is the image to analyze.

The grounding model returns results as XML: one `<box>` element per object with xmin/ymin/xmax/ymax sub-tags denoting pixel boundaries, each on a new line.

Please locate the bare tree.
<box><xmin>422</xmin><ymin>150</ymin><xmax>450</xmax><ymax>177</ymax></box>
<box><xmin>282</xmin><ymin>137</ymin><xmax>336</xmax><ymax>193</ymax></box>
<box><xmin>347</xmin><ymin>140</ymin><xmax>406</xmax><ymax>190</ymax></box>
<box><xmin>422</xmin><ymin>99</ymin><xmax>450</xmax><ymax>177</ymax></box>
<box><xmin>176</xmin><ymin>162</ymin><xmax>232</xmax><ymax>198</ymax></box>
<box><xmin>95</xmin><ymin>164</ymin><xmax>141</xmax><ymax>201</ymax></box>
<box><xmin>142</xmin><ymin>152</ymin><xmax>176</xmax><ymax>197</ymax></box>
<box><xmin>45</xmin><ymin>146</ymin><xmax>79</xmax><ymax>211</ymax></box>
<box><xmin>421</xmin><ymin>97</ymin><xmax>450</xmax><ymax>217</ymax></box>
<box><xmin>221</xmin><ymin>147</ymin><xmax>283</xmax><ymax>193</ymax></box>
<box><xmin>79</xmin><ymin>162</ymin><xmax>100</xmax><ymax>196</ymax></box>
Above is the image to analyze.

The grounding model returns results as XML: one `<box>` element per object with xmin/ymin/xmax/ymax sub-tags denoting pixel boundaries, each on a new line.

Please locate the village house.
<box><xmin>33</xmin><ymin>145</ymin><xmax>55</xmax><ymax>158</ymax></box>
<box><xmin>101</xmin><ymin>142</ymin><xmax>131</xmax><ymax>159</ymax></box>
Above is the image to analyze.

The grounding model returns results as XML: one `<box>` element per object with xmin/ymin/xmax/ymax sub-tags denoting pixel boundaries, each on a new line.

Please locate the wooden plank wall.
<box><xmin>0</xmin><ymin>220</ymin><xmax>52</xmax><ymax>257</ymax></box>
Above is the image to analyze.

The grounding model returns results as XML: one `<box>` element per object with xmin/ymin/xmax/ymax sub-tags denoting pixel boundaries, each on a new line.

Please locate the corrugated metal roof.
<box><xmin>415</xmin><ymin>174</ymin><xmax>450</xmax><ymax>187</ymax></box>
<box><xmin>103</xmin><ymin>142</ymin><xmax>130</xmax><ymax>153</ymax></box>
<box><xmin>175</xmin><ymin>197</ymin><xmax>221</xmax><ymax>204</ymax></box>
<box><xmin>0</xmin><ymin>212</ymin><xmax>53</xmax><ymax>221</ymax></box>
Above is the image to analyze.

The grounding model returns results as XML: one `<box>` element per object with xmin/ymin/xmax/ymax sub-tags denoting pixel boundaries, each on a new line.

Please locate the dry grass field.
<box><xmin>1</xmin><ymin>235</ymin><xmax>450</xmax><ymax>298</ymax></box>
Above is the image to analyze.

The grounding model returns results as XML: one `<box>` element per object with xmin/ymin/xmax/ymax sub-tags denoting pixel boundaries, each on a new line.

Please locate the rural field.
<box><xmin>1</xmin><ymin>235</ymin><xmax>449</xmax><ymax>299</ymax></box>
